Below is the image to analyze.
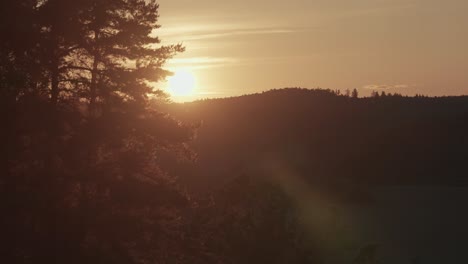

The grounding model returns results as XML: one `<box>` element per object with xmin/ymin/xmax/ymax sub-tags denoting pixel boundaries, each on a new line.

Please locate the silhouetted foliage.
<box><xmin>0</xmin><ymin>1</ymin><xmax>192</xmax><ymax>263</ymax></box>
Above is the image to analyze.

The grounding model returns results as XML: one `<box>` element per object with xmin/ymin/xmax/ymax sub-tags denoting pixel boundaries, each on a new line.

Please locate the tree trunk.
<box><xmin>89</xmin><ymin>30</ymin><xmax>100</xmax><ymax>116</ymax></box>
<box><xmin>51</xmin><ymin>58</ymin><xmax>59</xmax><ymax>106</ymax></box>
<box><xmin>50</xmin><ymin>26</ymin><xmax>59</xmax><ymax>107</ymax></box>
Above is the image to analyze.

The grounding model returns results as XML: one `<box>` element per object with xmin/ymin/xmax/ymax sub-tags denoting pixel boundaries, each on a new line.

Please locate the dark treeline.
<box><xmin>2</xmin><ymin>1</ymin><xmax>468</xmax><ymax>264</ymax></box>
<box><xmin>166</xmin><ymin>88</ymin><xmax>468</xmax><ymax>192</ymax></box>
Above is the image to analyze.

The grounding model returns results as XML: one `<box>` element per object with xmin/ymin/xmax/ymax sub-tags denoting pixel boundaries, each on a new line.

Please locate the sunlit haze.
<box><xmin>166</xmin><ymin>68</ymin><xmax>197</xmax><ymax>101</ymax></box>
<box><xmin>158</xmin><ymin>0</ymin><xmax>468</xmax><ymax>101</ymax></box>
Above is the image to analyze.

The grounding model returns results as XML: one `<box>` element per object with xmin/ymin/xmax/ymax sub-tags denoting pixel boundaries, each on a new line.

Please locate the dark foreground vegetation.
<box><xmin>1</xmin><ymin>1</ymin><xmax>467</xmax><ymax>264</ymax></box>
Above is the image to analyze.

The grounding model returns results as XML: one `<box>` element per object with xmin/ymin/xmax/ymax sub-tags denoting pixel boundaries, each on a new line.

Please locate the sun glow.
<box><xmin>167</xmin><ymin>69</ymin><xmax>196</xmax><ymax>98</ymax></box>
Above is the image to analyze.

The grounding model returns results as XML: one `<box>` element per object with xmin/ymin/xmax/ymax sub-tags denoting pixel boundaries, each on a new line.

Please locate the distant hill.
<box><xmin>160</xmin><ymin>88</ymin><xmax>468</xmax><ymax>193</ymax></box>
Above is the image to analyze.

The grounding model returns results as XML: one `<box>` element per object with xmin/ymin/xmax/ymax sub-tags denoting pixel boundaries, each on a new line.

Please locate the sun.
<box><xmin>167</xmin><ymin>69</ymin><xmax>196</xmax><ymax>98</ymax></box>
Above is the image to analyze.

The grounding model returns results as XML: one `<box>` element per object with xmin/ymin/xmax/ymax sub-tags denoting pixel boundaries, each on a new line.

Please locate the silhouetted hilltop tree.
<box><xmin>370</xmin><ymin>91</ymin><xmax>380</xmax><ymax>98</ymax></box>
<box><xmin>351</xmin><ymin>88</ymin><xmax>358</xmax><ymax>98</ymax></box>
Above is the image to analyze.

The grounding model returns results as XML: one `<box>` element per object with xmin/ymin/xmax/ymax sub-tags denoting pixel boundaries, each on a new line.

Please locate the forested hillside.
<box><xmin>165</xmin><ymin>88</ymin><xmax>468</xmax><ymax>192</ymax></box>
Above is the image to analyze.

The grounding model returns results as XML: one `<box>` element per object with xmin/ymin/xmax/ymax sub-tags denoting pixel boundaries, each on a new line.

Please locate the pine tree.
<box><xmin>0</xmin><ymin>1</ymin><xmax>192</xmax><ymax>263</ymax></box>
<box><xmin>32</xmin><ymin>0</ymin><xmax>184</xmax><ymax>111</ymax></box>
<box><xmin>71</xmin><ymin>0</ymin><xmax>184</xmax><ymax>114</ymax></box>
<box><xmin>351</xmin><ymin>88</ymin><xmax>359</xmax><ymax>98</ymax></box>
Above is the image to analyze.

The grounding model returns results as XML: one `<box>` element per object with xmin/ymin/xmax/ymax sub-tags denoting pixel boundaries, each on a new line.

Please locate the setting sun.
<box><xmin>167</xmin><ymin>69</ymin><xmax>196</xmax><ymax>98</ymax></box>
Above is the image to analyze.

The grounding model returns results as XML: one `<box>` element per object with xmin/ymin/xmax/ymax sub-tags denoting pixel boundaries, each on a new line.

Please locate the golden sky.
<box><xmin>157</xmin><ymin>0</ymin><xmax>468</xmax><ymax>100</ymax></box>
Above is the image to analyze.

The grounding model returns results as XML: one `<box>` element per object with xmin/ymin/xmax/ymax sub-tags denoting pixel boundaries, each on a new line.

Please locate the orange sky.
<box><xmin>157</xmin><ymin>0</ymin><xmax>468</xmax><ymax>101</ymax></box>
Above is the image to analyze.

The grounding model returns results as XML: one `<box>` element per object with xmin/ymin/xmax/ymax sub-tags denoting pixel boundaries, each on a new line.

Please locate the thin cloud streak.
<box><xmin>171</xmin><ymin>28</ymin><xmax>296</xmax><ymax>41</ymax></box>
<box><xmin>166</xmin><ymin>55</ymin><xmax>321</xmax><ymax>70</ymax></box>
<box><xmin>363</xmin><ymin>84</ymin><xmax>412</xmax><ymax>90</ymax></box>
<box><xmin>166</xmin><ymin>57</ymin><xmax>240</xmax><ymax>70</ymax></box>
<box><xmin>159</xmin><ymin>24</ymin><xmax>302</xmax><ymax>42</ymax></box>
<box><xmin>168</xmin><ymin>57</ymin><xmax>239</xmax><ymax>65</ymax></box>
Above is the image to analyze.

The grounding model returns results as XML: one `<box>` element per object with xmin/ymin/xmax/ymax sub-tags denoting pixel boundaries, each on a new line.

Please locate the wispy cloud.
<box><xmin>363</xmin><ymin>84</ymin><xmax>411</xmax><ymax>90</ymax></box>
<box><xmin>166</xmin><ymin>54</ymin><xmax>322</xmax><ymax>70</ymax></box>
<box><xmin>159</xmin><ymin>23</ymin><xmax>301</xmax><ymax>42</ymax></box>
<box><xmin>166</xmin><ymin>56</ymin><xmax>240</xmax><ymax>69</ymax></box>
<box><xmin>174</xmin><ymin>28</ymin><xmax>296</xmax><ymax>41</ymax></box>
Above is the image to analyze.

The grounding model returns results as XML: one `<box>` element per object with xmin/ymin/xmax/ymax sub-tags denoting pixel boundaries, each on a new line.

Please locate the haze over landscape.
<box><xmin>1</xmin><ymin>1</ymin><xmax>467</xmax><ymax>264</ymax></box>
<box><xmin>158</xmin><ymin>0</ymin><xmax>468</xmax><ymax>101</ymax></box>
